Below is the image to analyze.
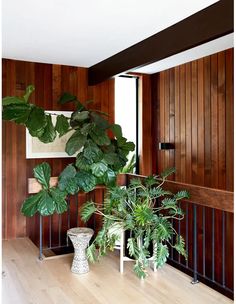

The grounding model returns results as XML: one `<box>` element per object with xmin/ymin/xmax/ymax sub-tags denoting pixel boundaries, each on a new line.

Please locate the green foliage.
<box><xmin>65</xmin><ymin>130</ymin><xmax>87</xmax><ymax>156</ymax></box>
<box><xmin>2</xmin><ymin>103</ymin><xmax>32</xmax><ymax>124</ymax></box>
<box><xmin>33</xmin><ymin>162</ymin><xmax>51</xmax><ymax>189</ymax></box>
<box><xmin>154</xmin><ymin>243</ymin><xmax>169</xmax><ymax>268</ymax></box>
<box><xmin>58</xmin><ymin>92</ymin><xmax>77</xmax><ymax>104</ymax></box>
<box><xmin>80</xmin><ymin>201</ymin><xmax>97</xmax><ymax>222</ymax></box>
<box><xmin>55</xmin><ymin>114</ymin><xmax>70</xmax><ymax>137</ymax></box>
<box><xmin>2</xmin><ymin>86</ymin><xmax>136</xmax><ymax>217</ymax></box>
<box><xmin>38</xmin><ymin>115</ymin><xmax>57</xmax><ymax>143</ymax></box>
<box><xmin>81</xmin><ymin>172</ymin><xmax>189</xmax><ymax>279</ymax></box>
<box><xmin>21</xmin><ymin>162</ymin><xmax>67</xmax><ymax>217</ymax></box>
<box><xmin>76</xmin><ymin>171</ymin><xmax>97</xmax><ymax>192</ymax></box>
<box><xmin>58</xmin><ymin>164</ymin><xmax>79</xmax><ymax>195</ymax></box>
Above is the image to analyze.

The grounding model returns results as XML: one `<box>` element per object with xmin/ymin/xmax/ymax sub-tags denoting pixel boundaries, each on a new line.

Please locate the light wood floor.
<box><xmin>2</xmin><ymin>238</ymin><xmax>233</xmax><ymax>304</ymax></box>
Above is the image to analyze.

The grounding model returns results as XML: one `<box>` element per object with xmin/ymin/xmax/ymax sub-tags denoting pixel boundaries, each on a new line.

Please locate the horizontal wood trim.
<box><xmin>28</xmin><ymin>177</ymin><xmax>59</xmax><ymax>194</ymax></box>
<box><xmin>28</xmin><ymin>173</ymin><xmax>127</xmax><ymax>194</ymax></box>
<box><xmin>88</xmin><ymin>0</ymin><xmax>233</xmax><ymax>85</ymax></box>
<box><xmin>126</xmin><ymin>174</ymin><xmax>234</xmax><ymax>213</ymax></box>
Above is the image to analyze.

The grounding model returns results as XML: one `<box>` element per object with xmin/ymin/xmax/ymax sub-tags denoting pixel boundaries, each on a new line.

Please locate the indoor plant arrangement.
<box><xmin>81</xmin><ymin>168</ymin><xmax>189</xmax><ymax>278</ymax></box>
<box><xmin>2</xmin><ymin>85</ymin><xmax>135</xmax><ymax>216</ymax></box>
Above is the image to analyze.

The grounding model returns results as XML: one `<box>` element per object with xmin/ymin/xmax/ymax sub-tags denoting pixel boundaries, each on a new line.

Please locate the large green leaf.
<box><xmin>83</xmin><ymin>141</ymin><xmax>103</xmax><ymax>162</ymax></box>
<box><xmin>71</xmin><ymin>110</ymin><xmax>89</xmax><ymax>122</ymax></box>
<box><xmin>58</xmin><ymin>164</ymin><xmax>79</xmax><ymax>194</ymax></box>
<box><xmin>2</xmin><ymin>103</ymin><xmax>32</xmax><ymax>124</ymax></box>
<box><xmin>86</xmin><ymin>243</ymin><xmax>97</xmax><ymax>263</ymax></box>
<box><xmin>76</xmin><ymin>171</ymin><xmax>96</xmax><ymax>192</ymax></box>
<box><xmin>117</xmin><ymin>137</ymin><xmax>135</xmax><ymax>154</ymax></box>
<box><xmin>75</xmin><ymin>153</ymin><xmax>94</xmax><ymax>171</ymax></box>
<box><xmin>2</xmin><ymin>96</ymin><xmax>26</xmax><ymax>106</ymax></box>
<box><xmin>23</xmin><ymin>85</ymin><xmax>35</xmax><ymax>102</ymax></box>
<box><xmin>91</xmin><ymin>161</ymin><xmax>108</xmax><ymax>177</ymax></box>
<box><xmin>154</xmin><ymin>243</ymin><xmax>169</xmax><ymax>268</ymax></box>
<box><xmin>38</xmin><ymin>115</ymin><xmax>56</xmax><ymax>143</ymax></box>
<box><xmin>21</xmin><ymin>191</ymin><xmax>44</xmax><ymax>217</ymax></box>
<box><xmin>127</xmin><ymin>238</ymin><xmax>139</xmax><ymax>259</ymax></box>
<box><xmin>37</xmin><ymin>191</ymin><xmax>56</xmax><ymax>216</ymax></box>
<box><xmin>102</xmin><ymin>168</ymin><xmax>117</xmax><ymax>187</ymax></box>
<box><xmin>160</xmin><ymin>167</ymin><xmax>176</xmax><ymax>179</ymax></box>
<box><xmin>103</xmin><ymin>152</ymin><xmax>119</xmax><ymax>165</ymax></box>
<box><xmin>65</xmin><ymin>130</ymin><xmax>87</xmax><ymax>155</ymax></box>
<box><xmin>90</xmin><ymin>112</ymin><xmax>109</xmax><ymax>129</ymax></box>
<box><xmin>174</xmin><ymin>236</ymin><xmax>187</xmax><ymax>259</ymax></box>
<box><xmin>49</xmin><ymin>187</ymin><xmax>68</xmax><ymax>214</ymax></box>
<box><xmin>110</xmin><ymin>124</ymin><xmax>122</xmax><ymax>139</ymax></box>
<box><xmin>80</xmin><ymin>122</ymin><xmax>95</xmax><ymax>136</ymax></box>
<box><xmin>80</xmin><ymin>201</ymin><xmax>97</xmax><ymax>222</ymax></box>
<box><xmin>33</xmin><ymin>162</ymin><xmax>51</xmax><ymax>189</ymax></box>
<box><xmin>59</xmin><ymin>92</ymin><xmax>77</xmax><ymax>104</ymax></box>
<box><xmin>153</xmin><ymin>218</ymin><xmax>173</xmax><ymax>241</ymax></box>
<box><xmin>26</xmin><ymin>106</ymin><xmax>47</xmax><ymax>137</ymax></box>
<box><xmin>89</xmin><ymin>126</ymin><xmax>111</xmax><ymax>146</ymax></box>
<box><xmin>55</xmin><ymin>114</ymin><xmax>70</xmax><ymax>137</ymax></box>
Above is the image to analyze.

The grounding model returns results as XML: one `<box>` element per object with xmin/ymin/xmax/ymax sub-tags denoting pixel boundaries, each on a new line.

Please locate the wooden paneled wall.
<box><xmin>152</xmin><ymin>49</ymin><xmax>234</xmax><ymax>191</ymax></box>
<box><xmin>2</xmin><ymin>59</ymin><xmax>114</xmax><ymax>240</ymax></box>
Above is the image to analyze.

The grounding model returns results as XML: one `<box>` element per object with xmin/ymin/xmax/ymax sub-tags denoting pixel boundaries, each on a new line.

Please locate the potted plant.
<box><xmin>2</xmin><ymin>85</ymin><xmax>135</xmax><ymax>216</ymax></box>
<box><xmin>81</xmin><ymin>168</ymin><xmax>189</xmax><ymax>279</ymax></box>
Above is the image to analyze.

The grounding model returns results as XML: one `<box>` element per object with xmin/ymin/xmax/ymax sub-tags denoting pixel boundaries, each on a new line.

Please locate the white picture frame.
<box><xmin>26</xmin><ymin>110</ymin><xmax>76</xmax><ymax>159</ymax></box>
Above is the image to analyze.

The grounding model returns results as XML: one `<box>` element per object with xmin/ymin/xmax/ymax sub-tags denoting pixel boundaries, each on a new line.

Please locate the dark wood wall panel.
<box><xmin>151</xmin><ymin>49</ymin><xmax>234</xmax><ymax>295</ymax></box>
<box><xmin>152</xmin><ymin>49</ymin><xmax>234</xmax><ymax>191</ymax></box>
<box><xmin>2</xmin><ymin>59</ymin><xmax>114</xmax><ymax>240</ymax></box>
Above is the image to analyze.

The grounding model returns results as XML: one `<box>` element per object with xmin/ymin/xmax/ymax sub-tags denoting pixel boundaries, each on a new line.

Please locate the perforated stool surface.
<box><xmin>67</xmin><ymin>227</ymin><xmax>94</xmax><ymax>274</ymax></box>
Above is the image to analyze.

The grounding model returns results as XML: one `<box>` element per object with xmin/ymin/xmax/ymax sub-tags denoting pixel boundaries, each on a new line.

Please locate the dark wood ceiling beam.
<box><xmin>88</xmin><ymin>0</ymin><xmax>233</xmax><ymax>85</ymax></box>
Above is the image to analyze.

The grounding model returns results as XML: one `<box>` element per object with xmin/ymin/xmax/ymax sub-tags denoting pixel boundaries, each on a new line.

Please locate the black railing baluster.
<box><xmin>191</xmin><ymin>204</ymin><xmax>199</xmax><ymax>284</ymax></box>
<box><xmin>39</xmin><ymin>215</ymin><xmax>43</xmax><ymax>260</ymax></box>
<box><xmin>58</xmin><ymin>214</ymin><xmax>61</xmax><ymax>247</ymax></box>
<box><xmin>185</xmin><ymin>202</ymin><xmax>188</xmax><ymax>268</ymax></box>
<box><xmin>212</xmin><ymin>208</ymin><xmax>215</xmax><ymax>282</ymax></box>
<box><xmin>76</xmin><ymin>194</ymin><xmax>79</xmax><ymax>227</ymax></box>
<box><xmin>67</xmin><ymin>196</ymin><xmax>71</xmax><ymax>246</ymax></box>
<box><xmin>203</xmin><ymin>206</ymin><xmax>205</xmax><ymax>277</ymax></box>
<box><xmin>222</xmin><ymin>211</ymin><xmax>225</xmax><ymax>287</ymax></box>
<box><xmin>178</xmin><ymin>202</ymin><xmax>181</xmax><ymax>264</ymax></box>
<box><xmin>49</xmin><ymin>215</ymin><xmax>52</xmax><ymax>249</ymax></box>
<box><xmin>171</xmin><ymin>217</ymin><xmax>173</xmax><ymax>260</ymax></box>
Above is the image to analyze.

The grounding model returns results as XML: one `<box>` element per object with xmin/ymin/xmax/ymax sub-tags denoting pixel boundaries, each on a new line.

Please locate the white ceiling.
<box><xmin>3</xmin><ymin>0</ymin><xmax>219</xmax><ymax>68</ymax></box>
<box><xmin>132</xmin><ymin>33</ymin><xmax>234</xmax><ymax>74</ymax></box>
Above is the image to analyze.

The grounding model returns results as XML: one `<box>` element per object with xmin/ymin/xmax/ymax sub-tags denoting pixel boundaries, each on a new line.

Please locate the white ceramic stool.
<box><xmin>67</xmin><ymin>227</ymin><xmax>94</xmax><ymax>274</ymax></box>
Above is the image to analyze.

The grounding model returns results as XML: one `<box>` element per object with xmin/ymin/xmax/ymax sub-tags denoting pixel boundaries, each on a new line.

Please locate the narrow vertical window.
<box><xmin>115</xmin><ymin>75</ymin><xmax>138</xmax><ymax>173</ymax></box>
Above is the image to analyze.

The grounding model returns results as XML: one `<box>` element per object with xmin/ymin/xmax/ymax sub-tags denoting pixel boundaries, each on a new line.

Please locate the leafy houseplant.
<box><xmin>2</xmin><ymin>85</ymin><xmax>135</xmax><ymax>216</ymax></box>
<box><xmin>81</xmin><ymin>168</ymin><xmax>189</xmax><ymax>279</ymax></box>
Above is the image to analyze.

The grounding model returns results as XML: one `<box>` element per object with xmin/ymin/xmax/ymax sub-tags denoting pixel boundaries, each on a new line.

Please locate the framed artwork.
<box><xmin>26</xmin><ymin>111</ymin><xmax>76</xmax><ymax>159</ymax></box>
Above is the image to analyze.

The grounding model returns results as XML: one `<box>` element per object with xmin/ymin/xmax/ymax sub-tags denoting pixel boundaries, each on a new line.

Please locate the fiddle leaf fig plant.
<box><xmin>2</xmin><ymin>85</ymin><xmax>135</xmax><ymax>217</ymax></box>
<box><xmin>21</xmin><ymin>162</ymin><xmax>68</xmax><ymax>216</ymax></box>
<box><xmin>81</xmin><ymin>168</ymin><xmax>189</xmax><ymax>279</ymax></box>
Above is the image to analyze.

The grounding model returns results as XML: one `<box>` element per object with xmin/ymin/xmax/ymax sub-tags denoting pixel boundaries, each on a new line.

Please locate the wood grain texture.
<box><xmin>139</xmin><ymin>74</ymin><xmax>153</xmax><ymax>175</ymax></box>
<box><xmin>3</xmin><ymin>238</ymin><xmax>233</xmax><ymax>304</ymax></box>
<box><xmin>2</xmin><ymin>58</ymin><xmax>115</xmax><ymax>240</ymax></box>
<box><xmin>152</xmin><ymin>49</ymin><xmax>234</xmax><ymax>191</ymax></box>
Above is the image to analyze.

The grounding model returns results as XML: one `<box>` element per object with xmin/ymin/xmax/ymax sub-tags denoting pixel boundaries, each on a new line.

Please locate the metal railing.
<box><xmin>29</xmin><ymin>174</ymin><xmax>233</xmax><ymax>299</ymax></box>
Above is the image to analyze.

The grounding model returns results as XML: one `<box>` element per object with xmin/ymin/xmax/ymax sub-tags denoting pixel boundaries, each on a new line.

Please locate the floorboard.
<box><xmin>2</xmin><ymin>238</ymin><xmax>233</xmax><ymax>304</ymax></box>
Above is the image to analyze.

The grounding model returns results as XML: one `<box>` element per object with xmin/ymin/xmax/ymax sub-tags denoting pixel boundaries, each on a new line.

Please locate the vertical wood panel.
<box><xmin>225</xmin><ymin>49</ymin><xmax>234</xmax><ymax>191</ymax></box>
<box><xmin>179</xmin><ymin>65</ymin><xmax>186</xmax><ymax>182</ymax></box>
<box><xmin>139</xmin><ymin>74</ymin><xmax>152</xmax><ymax>175</ymax></box>
<box><xmin>153</xmin><ymin>49</ymin><xmax>233</xmax><ymax>190</ymax></box>
<box><xmin>152</xmin><ymin>48</ymin><xmax>234</xmax><ymax>296</ymax></box>
<box><xmin>174</xmin><ymin>67</ymin><xmax>180</xmax><ymax>181</ymax></box>
<box><xmin>210</xmin><ymin>54</ymin><xmax>219</xmax><ymax>189</ymax></box>
<box><xmin>2</xmin><ymin>59</ymin><xmax>115</xmax><ymax>240</ymax></box>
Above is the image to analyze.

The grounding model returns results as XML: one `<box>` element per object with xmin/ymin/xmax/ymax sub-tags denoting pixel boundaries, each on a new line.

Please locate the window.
<box><xmin>115</xmin><ymin>75</ymin><xmax>138</xmax><ymax>173</ymax></box>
